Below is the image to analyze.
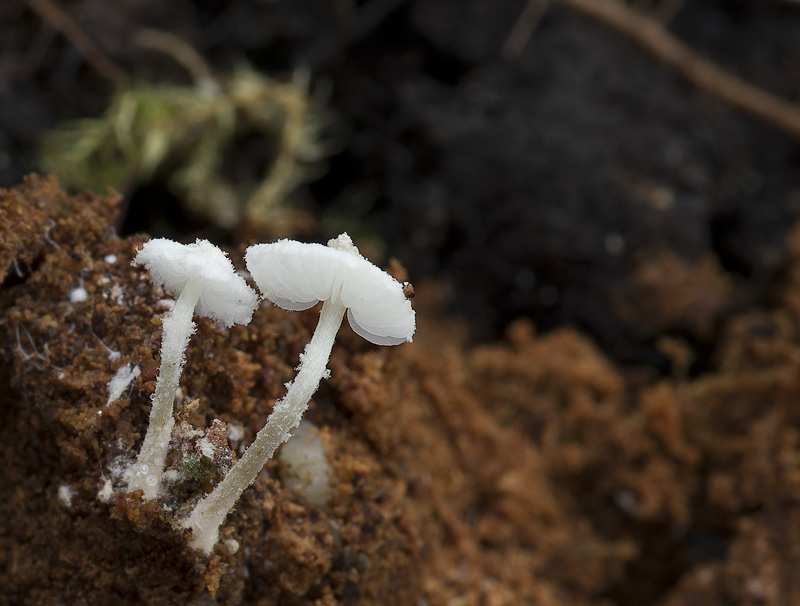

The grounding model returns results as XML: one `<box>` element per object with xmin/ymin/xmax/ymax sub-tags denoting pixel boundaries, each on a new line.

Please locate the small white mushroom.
<box><xmin>183</xmin><ymin>233</ymin><xmax>415</xmax><ymax>554</ymax></box>
<box><xmin>247</xmin><ymin>234</ymin><xmax>416</xmax><ymax>346</ymax></box>
<box><xmin>127</xmin><ymin>238</ymin><xmax>258</xmax><ymax>500</ymax></box>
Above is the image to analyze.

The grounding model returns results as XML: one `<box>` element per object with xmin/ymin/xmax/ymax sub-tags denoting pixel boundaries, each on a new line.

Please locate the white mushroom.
<box><xmin>183</xmin><ymin>233</ymin><xmax>415</xmax><ymax>554</ymax></box>
<box><xmin>127</xmin><ymin>238</ymin><xmax>258</xmax><ymax>500</ymax></box>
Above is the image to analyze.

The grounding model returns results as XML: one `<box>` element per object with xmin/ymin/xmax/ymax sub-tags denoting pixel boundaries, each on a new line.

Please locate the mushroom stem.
<box><xmin>183</xmin><ymin>298</ymin><xmax>346</xmax><ymax>554</ymax></box>
<box><xmin>128</xmin><ymin>278</ymin><xmax>204</xmax><ymax>499</ymax></box>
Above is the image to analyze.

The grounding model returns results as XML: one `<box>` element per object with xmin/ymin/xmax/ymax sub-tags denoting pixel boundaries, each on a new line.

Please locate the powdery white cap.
<box><xmin>133</xmin><ymin>238</ymin><xmax>258</xmax><ymax>327</ymax></box>
<box><xmin>246</xmin><ymin>234</ymin><xmax>415</xmax><ymax>345</ymax></box>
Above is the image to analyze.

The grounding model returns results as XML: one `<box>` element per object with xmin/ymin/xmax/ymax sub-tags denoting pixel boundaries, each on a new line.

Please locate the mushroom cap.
<box><xmin>245</xmin><ymin>237</ymin><xmax>416</xmax><ymax>345</ymax></box>
<box><xmin>133</xmin><ymin>238</ymin><xmax>258</xmax><ymax>327</ymax></box>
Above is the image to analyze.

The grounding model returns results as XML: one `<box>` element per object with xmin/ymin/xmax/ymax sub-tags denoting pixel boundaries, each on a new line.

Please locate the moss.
<box><xmin>179</xmin><ymin>452</ymin><xmax>220</xmax><ymax>482</ymax></box>
<box><xmin>40</xmin><ymin>62</ymin><xmax>331</xmax><ymax>236</ymax></box>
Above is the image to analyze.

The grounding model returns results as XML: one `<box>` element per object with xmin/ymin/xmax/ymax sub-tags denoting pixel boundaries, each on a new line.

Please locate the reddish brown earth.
<box><xmin>4</xmin><ymin>176</ymin><xmax>800</xmax><ymax>605</ymax></box>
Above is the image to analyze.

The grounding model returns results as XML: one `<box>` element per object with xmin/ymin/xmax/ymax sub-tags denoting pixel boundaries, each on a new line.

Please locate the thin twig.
<box><xmin>556</xmin><ymin>0</ymin><xmax>800</xmax><ymax>140</ymax></box>
<box><xmin>25</xmin><ymin>0</ymin><xmax>127</xmax><ymax>83</ymax></box>
<box><xmin>503</xmin><ymin>0</ymin><xmax>550</xmax><ymax>60</ymax></box>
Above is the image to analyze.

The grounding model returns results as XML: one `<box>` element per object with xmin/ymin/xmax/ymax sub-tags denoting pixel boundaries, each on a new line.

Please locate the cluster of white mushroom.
<box><xmin>126</xmin><ymin>233</ymin><xmax>416</xmax><ymax>554</ymax></box>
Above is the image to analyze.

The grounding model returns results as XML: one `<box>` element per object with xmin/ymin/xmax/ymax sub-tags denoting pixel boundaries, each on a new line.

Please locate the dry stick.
<box><xmin>556</xmin><ymin>0</ymin><xmax>800</xmax><ymax>140</ymax></box>
<box><xmin>503</xmin><ymin>0</ymin><xmax>550</xmax><ymax>60</ymax></box>
<box><xmin>25</xmin><ymin>0</ymin><xmax>127</xmax><ymax>83</ymax></box>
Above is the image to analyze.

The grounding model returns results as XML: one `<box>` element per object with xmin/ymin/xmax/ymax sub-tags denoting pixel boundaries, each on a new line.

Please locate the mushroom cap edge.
<box><xmin>246</xmin><ymin>239</ymin><xmax>415</xmax><ymax>345</ymax></box>
<box><xmin>133</xmin><ymin>238</ymin><xmax>258</xmax><ymax>327</ymax></box>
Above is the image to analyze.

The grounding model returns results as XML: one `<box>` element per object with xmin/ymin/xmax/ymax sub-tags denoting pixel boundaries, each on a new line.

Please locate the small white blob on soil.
<box><xmin>106</xmin><ymin>364</ymin><xmax>140</xmax><ymax>406</ymax></box>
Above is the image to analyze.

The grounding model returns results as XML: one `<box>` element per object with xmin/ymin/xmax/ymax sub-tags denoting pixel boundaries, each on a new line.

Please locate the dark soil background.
<box><xmin>3</xmin><ymin>0</ymin><xmax>800</xmax><ymax>366</ymax></box>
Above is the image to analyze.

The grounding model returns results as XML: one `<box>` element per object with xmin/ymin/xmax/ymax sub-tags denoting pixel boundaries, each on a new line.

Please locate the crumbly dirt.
<box><xmin>5</xmin><ymin>177</ymin><xmax>800</xmax><ymax>605</ymax></box>
<box><xmin>0</xmin><ymin>176</ymin><xmax>419</xmax><ymax>605</ymax></box>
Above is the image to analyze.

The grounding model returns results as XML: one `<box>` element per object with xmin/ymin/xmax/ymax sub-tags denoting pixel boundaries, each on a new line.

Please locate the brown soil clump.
<box><xmin>617</xmin><ymin>250</ymin><xmax>732</xmax><ymax>340</ymax></box>
<box><xmin>4</xmin><ymin>176</ymin><xmax>800</xmax><ymax>605</ymax></box>
<box><xmin>0</xmin><ymin>176</ymin><xmax>417</xmax><ymax>605</ymax></box>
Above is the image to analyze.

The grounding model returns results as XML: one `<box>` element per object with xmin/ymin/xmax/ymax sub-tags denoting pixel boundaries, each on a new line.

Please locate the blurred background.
<box><xmin>2</xmin><ymin>0</ymin><xmax>800</xmax><ymax>369</ymax></box>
